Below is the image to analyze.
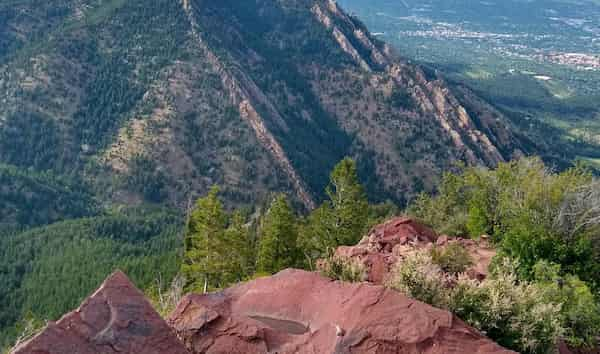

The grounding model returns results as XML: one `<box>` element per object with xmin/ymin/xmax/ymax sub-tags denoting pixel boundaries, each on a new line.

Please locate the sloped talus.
<box><xmin>168</xmin><ymin>269</ymin><xmax>515</xmax><ymax>354</ymax></box>
<box><xmin>11</xmin><ymin>271</ymin><xmax>190</xmax><ymax>354</ymax></box>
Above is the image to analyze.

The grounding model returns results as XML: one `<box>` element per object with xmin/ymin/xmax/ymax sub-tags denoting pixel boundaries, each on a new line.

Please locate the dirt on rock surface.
<box><xmin>168</xmin><ymin>269</ymin><xmax>514</xmax><ymax>354</ymax></box>
<box><xmin>11</xmin><ymin>271</ymin><xmax>190</xmax><ymax>354</ymax></box>
<box><xmin>334</xmin><ymin>216</ymin><xmax>496</xmax><ymax>284</ymax></box>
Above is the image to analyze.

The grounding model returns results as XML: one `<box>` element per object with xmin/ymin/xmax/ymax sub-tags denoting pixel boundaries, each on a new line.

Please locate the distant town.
<box><xmin>543</xmin><ymin>53</ymin><xmax>600</xmax><ymax>71</ymax></box>
<box><xmin>393</xmin><ymin>16</ymin><xmax>600</xmax><ymax>71</ymax></box>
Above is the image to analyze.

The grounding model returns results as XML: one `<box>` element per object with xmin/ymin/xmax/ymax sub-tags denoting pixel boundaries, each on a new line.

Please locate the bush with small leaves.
<box><xmin>319</xmin><ymin>256</ymin><xmax>367</xmax><ymax>283</ymax></box>
<box><xmin>447</xmin><ymin>275</ymin><xmax>488</xmax><ymax>328</ymax></box>
<box><xmin>430</xmin><ymin>243</ymin><xmax>473</xmax><ymax>274</ymax></box>
<box><xmin>533</xmin><ymin>260</ymin><xmax>600</xmax><ymax>349</ymax></box>
<box><xmin>387</xmin><ymin>252</ymin><xmax>449</xmax><ymax>308</ymax></box>
<box><xmin>390</xmin><ymin>254</ymin><xmax>565</xmax><ymax>354</ymax></box>
<box><xmin>448</xmin><ymin>259</ymin><xmax>564</xmax><ymax>354</ymax></box>
<box><xmin>408</xmin><ymin>158</ymin><xmax>600</xmax><ymax>290</ymax></box>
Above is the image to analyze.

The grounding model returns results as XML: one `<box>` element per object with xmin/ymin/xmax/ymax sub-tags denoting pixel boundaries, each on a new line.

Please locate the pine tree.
<box><xmin>223</xmin><ymin>210</ymin><xmax>252</xmax><ymax>282</ymax></box>
<box><xmin>181</xmin><ymin>186</ymin><xmax>228</xmax><ymax>292</ymax></box>
<box><xmin>257</xmin><ymin>194</ymin><xmax>298</xmax><ymax>274</ymax></box>
<box><xmin>306</xmin><ymin>158</ymin><xmax>369</xmax><ymax>256</ymax></box>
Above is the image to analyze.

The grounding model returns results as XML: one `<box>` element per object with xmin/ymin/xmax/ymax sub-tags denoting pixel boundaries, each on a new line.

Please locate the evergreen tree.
<box><xmin>305</xmin><ymin>158</ymin><xmax>369</xmax><ymax>257</ymax></box>
<box><xmin>257</xmin><ymin>194</ymin><xmax>298</xmax><ymax>274</ymax></box>
<box><xmin>224</xmin><ymin>210</ymin><xmax>252</xmax><ymax>282</ymax></box>
<box><xmin>181</xmin><ymin>186</ymin><xmax>228</xmax><ymax>292</ymax></box>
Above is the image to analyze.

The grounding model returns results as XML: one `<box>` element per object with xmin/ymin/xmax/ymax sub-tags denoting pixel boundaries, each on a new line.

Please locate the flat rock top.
<box><xmin>169</xmin><ymin>269</ymin><xmax>515</xmax><ymax>354</ymax></box>
<box><xmin>11</xmin><ymin>271</ymin><xmax>190</xmax><ymax>354</ymax></box>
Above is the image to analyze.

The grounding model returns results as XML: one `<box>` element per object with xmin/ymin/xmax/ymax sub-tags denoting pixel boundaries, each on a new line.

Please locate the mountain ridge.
<box><xmin>180</xmin><ymin>1</ymin><xmax>316</xmax><ymax>208</ymax></box>
<box><xmin>0</xmin><ymin>0</ymin><xmax>530</xmax><ymax>212</ymax></box>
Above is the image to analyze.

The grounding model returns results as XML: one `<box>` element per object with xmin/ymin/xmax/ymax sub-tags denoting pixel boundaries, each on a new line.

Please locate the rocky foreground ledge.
<box><xmin>168</xmin><ymin>269</ymin><xmax>513</xmax><ymax>354</ymax></box>
<box><xmin>10</xmin><ymin>271</ymin><xmax>190</xmax><ymax>354</ymax></box>
<box><xmin>13</xmin><ymin>268</ymin><xmax>514</xmax><ymax>354</ymax></box>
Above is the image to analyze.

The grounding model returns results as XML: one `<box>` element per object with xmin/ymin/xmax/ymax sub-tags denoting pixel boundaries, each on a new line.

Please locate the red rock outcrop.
<box><xmin>9</xmin><ymin>219</ymin><xmax>510</xmax><ymax>354</ymax></box>
<box><xmin>11</xmin><ymin>271</ymin><xmax>190</xmax><ymax>354</ymax></box>
<box><xmin>334</xmin><ymin>216</ymin><xmax>496</xmax><ymax>284</ymax></box>
<box><xmin>168</xmin><ymin>269</ymin><xmax>514</xmax><ymax>354</ymax></box>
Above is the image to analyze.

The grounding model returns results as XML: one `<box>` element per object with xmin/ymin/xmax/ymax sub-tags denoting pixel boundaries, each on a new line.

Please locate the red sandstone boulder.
<box><xmin>334</xmin><ymin>216</ymin><xmax>496</xmax><ymax>284</ymax></box>
<box><xmin>168</xmin><ymin>269</ymin><xmax>515</xmax><ymax>354</ymax></box>
<box><xmin>11</xmin><ymin>271</ymin><xmax>190</xmax><ymax>354</ymax></box>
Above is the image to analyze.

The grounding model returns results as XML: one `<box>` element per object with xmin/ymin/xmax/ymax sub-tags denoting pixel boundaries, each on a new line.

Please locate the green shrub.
<box><xmin>430</xmin><ymin>243</ymin><xmax>473</xmax><ymax>274</ymax></box>
<box><xmin>533</xmin><ymin>260</ymin><xmax>600</xmax><ymax>349</ymax></box>
<box><xmin>409</xmin><ymin>173</ymin><xmax>470</xmax><ymax>237</ymax></box>
<box><xmin>408</xmin><ymin>157</ymin><xmax>600</xmax><ymax>291</ymax></box>
<box><xmin>446</xmin><ymin>275</ymin><xmax>488</xmax><ymax>328</ymax></box>
<box><xmin>390</xmin><ymin>254</ymin><xmax>565</xmax><ymax>354</ymax></box>
<box><xmin>509</xmin><ymin>293</ymin><xmax>564</xmax><ymax>354</ymax></box>
<box><xmin>387</xmin><ymin>252</ymin><xmax>449</xmax><ymax>308</ymax></box>
<box><xmin>319</xmin><ymin>256</ymin><xmax>367</xmax><ymax>283</ymax></box>
<box><xmin>449</xmin><ymin>260</ymin><xmax>563</xmax><ymax>354</ymax></box>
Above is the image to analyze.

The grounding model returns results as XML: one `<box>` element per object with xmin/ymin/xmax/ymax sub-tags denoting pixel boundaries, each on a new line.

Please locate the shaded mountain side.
<box><xmin>189</xmin><ymin>0</ymin><xmax>527</xmax><ymax>204</ymax></box>
<box><xmin>0</xmin><ymin>0</ymin><xmax>74</xmax><ymax>62</ymax></box>
<box><xmin>0</xmin><ymin>0</ymin><xmax>297</xmax><ymax>208</ymax></box>
<box><xmin>0</xmin><ymin>0</ymin><xmax>530</xmax><ymax>210</ymax></box>
<box><xmin>0</xmin><ymin>163</ymin><xmax>97</xmax><ymax>230</ymax></box>
<box><xmin>0</xmin><ymin>208</ymin><xmax>182</xmax><ymax>348</ymax></box>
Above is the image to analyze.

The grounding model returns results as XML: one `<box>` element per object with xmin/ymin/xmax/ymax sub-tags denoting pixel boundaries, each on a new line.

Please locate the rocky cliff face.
<box><xmin>312</xmin><ymin>0</ymin><xmax>510</xmax><ymax>166</ymax></box>
<box><xmin>14</xmin><ymin>270</ymin><xmax>515</xmax><ymax>354</ymax></box>
<box><xmin>0</xmin><ymin>0</ymin><xmax>531</xmax><ymax>209</ymax></box>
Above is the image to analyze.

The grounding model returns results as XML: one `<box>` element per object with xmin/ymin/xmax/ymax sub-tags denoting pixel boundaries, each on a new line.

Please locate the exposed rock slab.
<box><xmin>334</xmin><ymin>216</ymin><xmax>496</xmax><ymax>284</ymax></box>
<box><xmin>11</xmin><ymin>271</ymin><xmax>190</xmax><ymax>354</ymax></box>
<box><xmin>168</xmin><ymin>269</ymin><xmax>514</xmax><ymax>354</ymax></box>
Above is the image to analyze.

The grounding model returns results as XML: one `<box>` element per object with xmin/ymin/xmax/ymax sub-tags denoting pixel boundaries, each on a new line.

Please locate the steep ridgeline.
<box><xmin>0</xmin><ymin>0</ymin><xmax>529</xmax><ymax>210</ymax></box>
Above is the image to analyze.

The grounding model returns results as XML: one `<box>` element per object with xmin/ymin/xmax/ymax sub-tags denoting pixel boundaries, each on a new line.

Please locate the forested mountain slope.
<box><xmin>0</xmin><ymin>207</ymin><xmax>182</xmax><ymax>348</ymax></box>
<box><xmin>0</xmin><ymin>0</ymin><xmax>532</xmax><ymax>213</ymax></box>
<box><xmin>2</xmin><ymin>1</ymin><xmax>598</xmax><ymax>350</ymax></box>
